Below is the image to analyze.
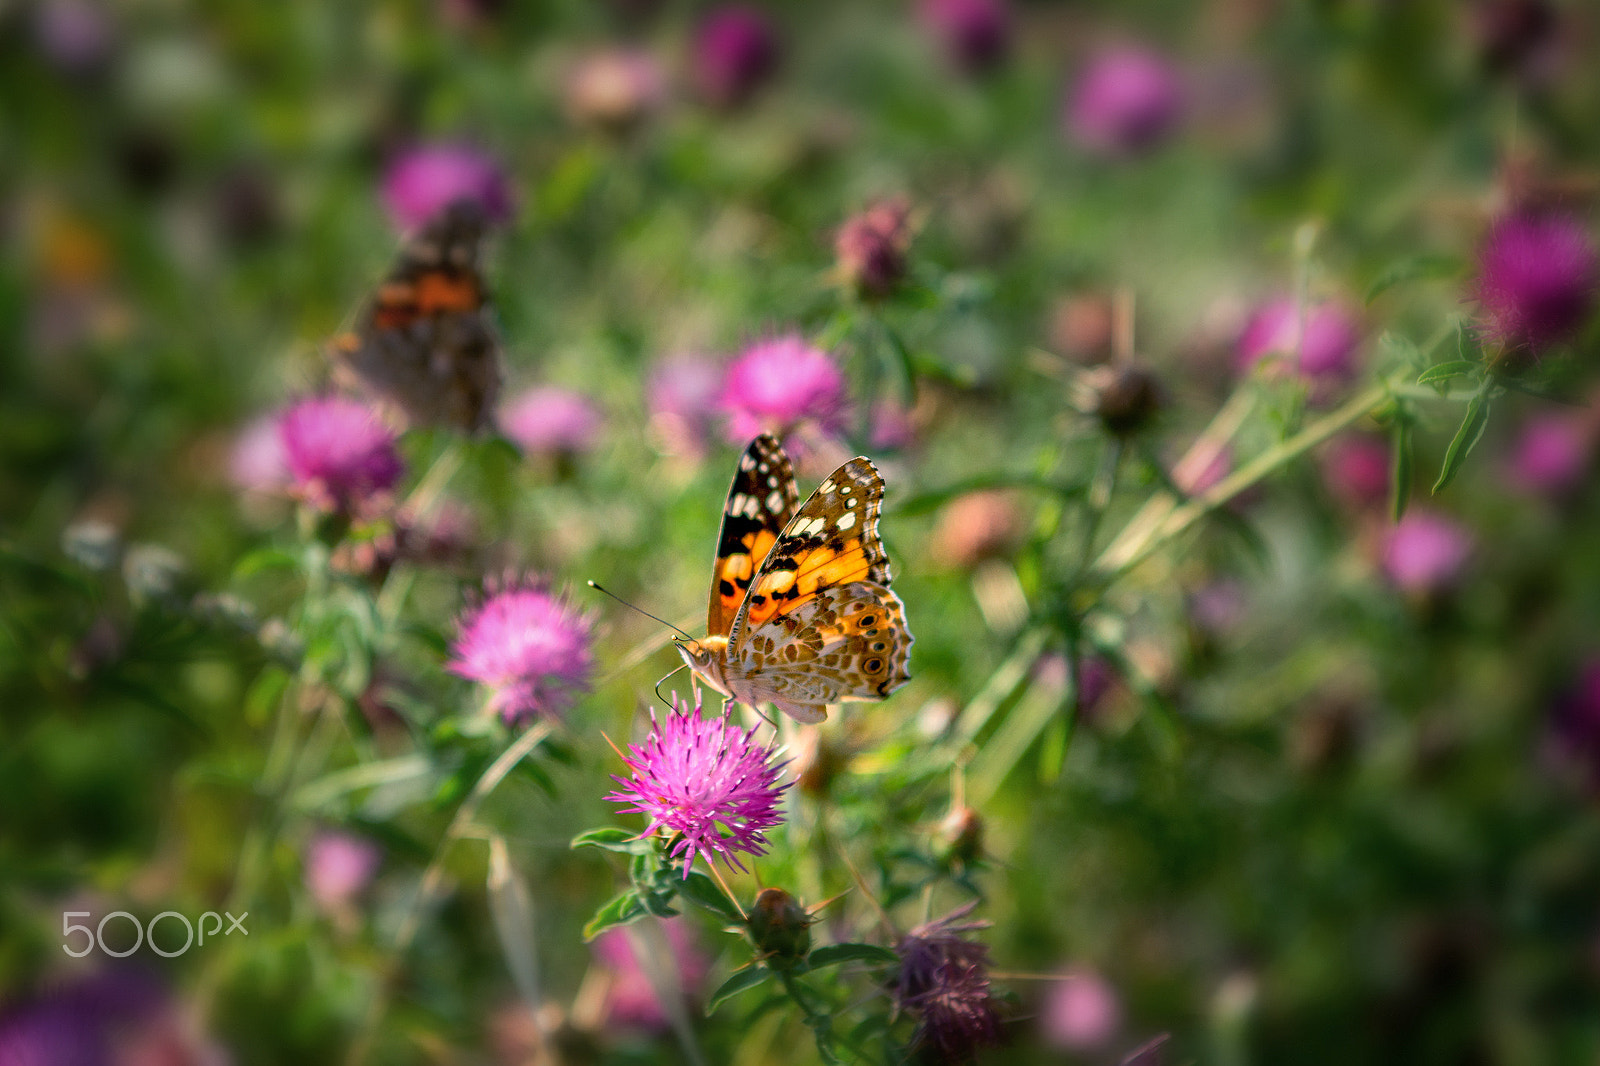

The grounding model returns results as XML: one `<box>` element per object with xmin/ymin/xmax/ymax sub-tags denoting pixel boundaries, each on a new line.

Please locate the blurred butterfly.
<box><xmin>674</xmin><ymin>434</ymin><xmax>914</xmax><ymax>723</ymax></box>
<box><xmin>331</xmin><ymin>200</ymin><xmax>503</xmax><ymax>433</ymax></box>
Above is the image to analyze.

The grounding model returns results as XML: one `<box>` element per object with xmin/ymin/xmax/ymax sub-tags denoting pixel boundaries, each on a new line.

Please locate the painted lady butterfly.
<box><xmin>675</xmin><ymin>434</ymin><xmax>914</xmax><ymax>723</ymax></box>
<box><xmin>331</xmin><ymin>200</ymin><xmax>503</xmax><ymax>433</ymax></box>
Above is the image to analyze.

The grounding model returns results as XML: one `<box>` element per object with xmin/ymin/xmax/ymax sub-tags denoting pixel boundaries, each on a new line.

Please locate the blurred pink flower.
<box><xmin>835</xmin><ymin>198</ymin><xmax>914</xmax><ymax>298</ymax></box>
<box><xmin>1382</xmin><ymin>511</ymin><xmax>1473</xmax><ymax>594</ymax></box>
<box><xmin>649</xmin><ymin>353</ymin><xmax>724</xmax><ymax>455</ymax></box>
<box><xmin>499</xmin><ymin>386</ymin><xmax>603</xmax><ymax>457</ymax></box>
<box><xmin>277</xmin><ymin>397</ymin><xmax>404</xmax><ymax>513</ymax></box>
<box><xmin>1066</xmin><ymin>45</ymin><xmax>1183</xmax><ymax>157</ymax></box>
<box><xmin>304</xmin><ymin>831</ymin><xmax>381</xmax><ymax>911</ymax></box>
<box><xmin>229</xmin><ymin>416</ymin><xmax>291</xmax><ymax>494</ymax></box>
<box><xmin>1322</xmin><ymin>434</ymin><xmax>1392</xmax><ymax>510</ymax></box>
<box><xmin>870</xmin><ymin>398</ymin><xmax>918</xmax><ymax>450</ymax></box>
<box><xmin>1237</xmin><ymin>298</ymin><xmax>1362</xmax><ymax>380</ymax></box>
<box><xmin>719</xmin><ymin>335</ymin><xmax>847</xmax><ymax>441</ymax></box>
<box><xmin>918</xmin><ymin>0</ymin><xmax>1011</xmax><ymax>75</ymax></box>
<box><xmin>1042</xmin><ymin>968</ymin><xmax>1122</xmax><ymax>1050</ymax></box>
<box><xmin>592</xmin><ymin>917</ymin><xmax>711</xmax><ymax>1030</ymax></box>
<box><xmin>449</xmin><ymin>578</ymin><xmax>595</xmax><ymax>725</ymax></box>
<box><xmin>1551</xmin><ymin>659</ymin><xmax>1600</xmax><ymax>786</ymax></box>
<box><xmin>1506</xmin><ymin>414</ymin><xmax>1590</xmax><ymax>494</ymax></box>
<box><xmin>1474</xmin><ymin>213</ymin><xmax>1598</xmax><ymax>354</ymax></box>
<box><xmin>34</xmin><ymin>0</ymin><xmax>112</xmax><ymax>76</ymax></box>
<box><xmin>693</xmin><ymin>6</ymin><xmax>780</xmax><ymax>109</ymax></box>
<box><xmin>565</xmin><ymin>48</ymin><xmax>667</xmax><ymax>132</ymax></box>
<box><xmin>381</xmin><ymin>143</ymin><xmax>512</xmax><ymax>233</ymax></box>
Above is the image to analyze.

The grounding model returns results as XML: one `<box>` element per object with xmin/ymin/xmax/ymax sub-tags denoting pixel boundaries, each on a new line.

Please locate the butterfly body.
<box><xmin>678</xmin><ymin>435</ymin><xmax>913</xmax><ymax>724</ymax></box>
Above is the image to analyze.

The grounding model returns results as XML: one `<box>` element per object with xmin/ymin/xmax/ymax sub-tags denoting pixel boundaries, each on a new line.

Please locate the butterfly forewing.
<box><xmin>332</xmin><ymin>200</ymin><xmax>503</xmax><ymax>432</ymax></box>
<box><xmin>707</xmin><ymin>434</ymin><xmax>799</xmax><ymax>638</ymax></box>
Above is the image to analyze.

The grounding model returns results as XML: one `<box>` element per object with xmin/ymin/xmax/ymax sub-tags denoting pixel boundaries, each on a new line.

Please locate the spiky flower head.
<box><xmin>891</xmin><ymin>902</ymin><xmax>1004</xmax><ymax>1062</ymax></box>
<box><xmin>1474</xmin><ymin>212</ymin><xmax>1598</xmax><ymax>356</ymax></box>
<box><xmin>606</xmin><ymin>693</ymin><xmax>790</xmax><ymax>878</ymax></box>
<box><xmin>693</xmin><ymin>5</ymin><xmax>780</xmax><ymax>109</ymax></box>
<box><xmin>499</xmin><ymin>386</ymin><xmax>603</xmax><ymax>458</ymax></box>
<box><xmin>719</xmin><ymin>334</ymin><xmax>847</xmax><ymax>442</ymax></box>
<box><xmin>448</xmin><ymin>577</ymin><xmax>595</xmax><ymax>726</ymax></box>
<box><xmin>276</xmin><ymin>397</ymin><xmax>404</xmax><ymax>514</ymax></box>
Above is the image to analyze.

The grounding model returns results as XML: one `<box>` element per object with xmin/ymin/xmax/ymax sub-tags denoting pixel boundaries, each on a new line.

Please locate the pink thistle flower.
<box><xmin>592</xmin><ymin>917</ymin><xmax>711</xmax><ymax>1030</ymax></box>
<box><xmin>229</xmin><ymin>415</ymin><xmax>291</xmax><ymax>494</ymax></box>
<box><xmin>381</xmin><ymin>143</ymin><xmax>512</xmax><ymax>233</ymax></box>
<box><xmin>1042</xmin><ymin>968</ymin><xmax>1122</xmax><ymax>1050</ymax></box>
<box><xmin>918</xmin><ymin>0</ymin><xmax>1011</xmax><ymax>76</ymax></box>
<box><xmin>1474</xmin><ymin>213</ymin><xmax>1598</xmax><ymax>355</ymax></box>
<box><xmin>304</xmin><ymin>831</ymin><xmax>382</xmax><ymax>911</ymax></box>
<box><xmin>449</xmin><ymin>578</ymin><xmax>596</xmax><ymax>725</ymax></box>
<box><xmin>835</xmin><ymin>198</ymin><xmax>915</xmax><ymax>298</ymax></box>
<box><xmin>693</xmin><ymin>6</ymin><xmax>780</xmax><ymax>109</ymax></box>
<box><xmin>649</xmin><ymin>353</ymin><xmax>724</xmax><ymax>456</ymax></box>
<box><xmin>891</xmin><ymin>903</ymin><xmax>1004</xmax><ymax>1060</ymax></box>
<box><xmin>606</xmin><ymin>693</ymin><xmax>790</xmax><ymax>878</ymax></box>
<box><xmin>499</xmin><ymin>386</ymin><xmax>603</xmax><ymax>458</ymax></box>
<box><xmin>1506</xmin><ymin>413</ymin><xmax>1591</xmax><ymax>494</ymax></box>
<box><xmin>565</xmin><ymin>48</ymin><xmax>667</xmax><ymax>133</ymax></box>
<box><xmin>276</xmin><ymin>397</ymin><xmax>404</xmax><ymax>513</ymax></box>
<box><xmin>1065</xmin><ymin>45</ymin><xmax>1184</xmax><ymax>158</ymax></box>
<box><xmin>719</xmin><ymin>335</ymin><xmax>847</xmax><ymax>442</ymax></box>
<box><xmin>1382</xmin><ymin>510</ymin><xmax>1473</xmax><ymax>594</ymax></box>
<box><xmin>1237</xmin><ymin>298</ymin><xmax>1363</xmax><ymax>380</ymax></box>
<box><xmin>1322</xmin><ymin>434</ymin><xmax>1392</xmax><ymax>510</ymax></box>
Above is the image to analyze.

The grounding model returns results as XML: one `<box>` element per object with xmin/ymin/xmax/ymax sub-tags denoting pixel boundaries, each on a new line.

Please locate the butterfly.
<box><xmin>331</xmin><ymin>200</ymin><xmax>503</xmax><ymax>433</ymax></box>
<box><xmin>675</xmin><ymin>434</ymin><xmax>914</xmax><ymax>724</ymax></box>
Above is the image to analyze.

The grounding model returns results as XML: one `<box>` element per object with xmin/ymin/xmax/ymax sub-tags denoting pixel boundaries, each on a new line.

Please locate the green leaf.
<box><xmin>233</xmin><ymin>547</ymin><xmax>300</xmax><ymax>580</ymax></box>
<box><xmin>678</xmin><ymin>871</ymin><xmax>743</xmax><ymax>923</ymax></box>
<box><xmin>1365</xmin><ymin>253</ymin><xmax>1461</xmax><ymax>304</ymax></box>
<box><xmin>1390</xmin><ymin>418</ymin><xmax>1414</xmax><ymax>523</ymax></box>
<box><xmin>639</xmin><ymin>890</ymin><xmax>680</xmax><ymax>918</ymax></box>
<box><xmin>806</xmin><ymin>943</ymin><xmax>898</xmax><ymax>969</ymax></box>
<box><xmin>706</xmin><ymin>966</ymin><xmax>771</xmax><ymax>1015</ymax></box>
<box><xmin>1432</xmin><ymin>391</ymin><xmax>1492</xmax><ymax>493</ymax></box>
<box><xmin>582</xmin><ymin>890</ymin><xmax>645</xmax><ymax>940</ymax></box>
<box><xmin>1415</xmin><ymin>360</ymin><xmax>1480</xmax><ymax>387</ymax></box>
<box><xmin>570</xmin><ymin>827</ymin><xmax>651</xmax><ymax>854</ymax></box>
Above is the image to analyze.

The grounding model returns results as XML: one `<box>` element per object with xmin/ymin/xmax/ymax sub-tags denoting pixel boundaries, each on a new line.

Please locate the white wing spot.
<box><xmin>766</xmin><ymin>490</ymin><xmax>784</xmax><ymax>511</ymax></box>
<box><xmin>835</xmin><ymin>511</ymin><xmax>857</xmax><ymax>532</ymax></box>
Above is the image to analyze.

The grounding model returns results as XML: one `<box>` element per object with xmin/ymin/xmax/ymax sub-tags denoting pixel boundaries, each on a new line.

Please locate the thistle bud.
<box><xmin>835</xmin><ymin>198</ymin><xmax>914</xmax><ymax>299</ymax></box>
<box><xmin>1085</xmin><ymin>363</ymin><xmax>1162</xmax><ymax>436</ymax></box>
<box><xmin>935</xmin><ymin>805</ymin><xmax>985</xmax><ymax>869</ymax></box>
<box><xmin>747</xmin><ymin>887</ymin><xmax>813</xmax><ymax>963</ymax></box>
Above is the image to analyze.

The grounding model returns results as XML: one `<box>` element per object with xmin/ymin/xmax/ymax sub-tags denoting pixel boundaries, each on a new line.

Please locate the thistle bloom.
<box><xmin>499</xmin><ymin>386</ymin><xmax>603</xmax><ymax>458</ymax></box>
<box><xmin>565</xmin><ymin>48</ymin><xmax>667</xmax><ymax>133</ymax></box>
<box><xmin>649</xmin><ymin>353</ymin><xmax>724</xmax><ymax>456</ymax></box>
<box><xmin>918</xmin><ymin>0</ymin><xmax>1011</xmax><ymax>75</ymax></box>
<box><xmin>1322</xmin><ymin>434</ymin><xmax>1392</xmax><ymax>510</ymax></box>
<box><xmin>1382</xmin><ymin>511</ymin><xmax>1473</xmax><ymax>594</ymax></box>
<box><xmin>229</xmin><ymin>415</ymin><xmax>291</xmax><ymax>494</ymax></box>
<box><xmin>1066</xmin><ymin>45</ymin><xmax>1183</xmax><ymax>158</ymax></box>
<box><xmin>1237</xmin><ymin>298</ymin><xmax>1362</xmax><ymax>380</ymax></box>
<box><xmin>304</xmin><ymin>831</ymin><xmax>382</xmax><ymax>912</ymax></box>
<box><xmin>449</xmin><ymin>579</ymin><xmax>595</xmax><ymax>725</ymax></box>
<box><xmin>693</xmin><ymin>6</ymin><xmax>780</xmax><ymax>109</ymax></box>
<box><xmin>835</xmin><ymin>198</ymin><xmax>914</xmax><ymax>298</ymax></box>
<box><xmin>1042</xmin><ymin>968</ymin><xmax>1122</xmax><ymax>1050</ymax></box>
<box><xmin>277</xmin><ymin>397</ymin><xmax>404</xmax><ymax>513</ymax></box>
<box><xmin>381</xmin><ymin>143</ymin><xmax>512</xmax><ymax>233</ymax></box>
<box><xmin>719</xmin><ymin>335</ymin><xmax>847</xmax><ymax>441</ymax></box>
<box><xmin>1506</xmin><ymin>413</ymin><xmax>1591</xmax><ymax>494</ymax></box>
<box><xmin>891</xmin><ymin>903</ymin><xmax>1003</xmax><ymax>1061</ymax></box>
<box><xmin>606</xmin><ymin>694</ymin><xmax>790</xmax><ymax>877</ymax></box>
<box><xmin>1474</xmin><ymin>213</ymin><xmax>1598</xmax><ymax>355</ymax></box>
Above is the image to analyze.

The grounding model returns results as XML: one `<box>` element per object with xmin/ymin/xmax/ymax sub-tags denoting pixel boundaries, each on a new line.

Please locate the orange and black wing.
<box><xmin>331</xmin><ymin>200</ymin><xmax>502</xmax><ymax>432</ymax></box>
<box><xmin>707</xmin><ymin>435</ymin><xmax>799</xmax><ymax>638</ymax></box>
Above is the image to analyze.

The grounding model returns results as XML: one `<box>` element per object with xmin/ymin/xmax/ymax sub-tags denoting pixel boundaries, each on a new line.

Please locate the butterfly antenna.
<box><xmin>653</xmin><ymin>664</ymin><xmax>688</xmax><ymax>710</ymax></box>
<box><xmin>587</xmin><ymin>581</ymin><xmax>695</xmax><ymax>640</ymax></box>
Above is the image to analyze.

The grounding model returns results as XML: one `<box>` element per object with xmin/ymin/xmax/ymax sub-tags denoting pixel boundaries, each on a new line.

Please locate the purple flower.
<box><xmin>1066</xmin><ymin>45</ymin><xmax>1184</xmax><ymax>158</ymax></box>
<box><xmin>693</xmin><ymin>6</ymin><xmax>780</xmax><ymax>109</ymax></box>
<box><xmin>1237</xmin><ymin>298</ymin><xmax>1362</xmax><ymax>380</ymax></box>
<box><xmin>449</xmin><ymin>578</ymin><xmax>596</xmax><ymax>725</ymax></box>
<box><xmin>305</xmin><ymin>831</ymin><xmax>382</xmax><ymax>911</ymax></box>
<box><xmin>918</xmin><ymin>0</ymin><xmax>1011</xmax><ymax>75</ymax></box>
<box><xmin>230</xmin><ymin>415</ymin><xmax>291</xmax><ymax>494</ymax></box>
<box><xmin>381</xmin><ymin>143</ymin><xmax>512</xmax><ymax>233</ymax></box>
<box><xmin>592</xmin><ymin>917</ymin><xmax>711</xmax><ymax>1030</ymax></box>
<box><xmin>499</xmin><ymin>386</ymin><xmax>603</xmax><ymax>458</ymax></box>
<box><xmin>1506</xmin><ymin>413</ymin><xmax>1591</xmax><ymax>494</ymax></box>
<box><xmin>835</xmin><ymin>198</ymin><xmax>914</xmax><ymax>298</ymax></box>
<box><xmin>606</xmin><ymin>693</ymin><xmax>790</xmax><ymax>878</ymax></box>
<box><xmin>649</xmin><ymin>353</ymin><xmax>724</xmax><ymax>456</ymax></box>
<box><xmin>1551</xmin><ymin>659</ymin><xmax>1600</xmax><ymax>785</ymax></box>
<box><xmin>33</xmin><ymin>0</ymin><xmax>113</xmax><ymax>77</ymax></box>
<box><xmin>1382</xmin><ymin>511</ymin><xmax>1473</xmax><ymax>594</ymax></box>
<box><xmin>565</xmin><ymin>48</ymin><xmax>667</xmax><ymax>132</ymax></box>
<box><xmin>1474</xmin><ymin>213</ymin><xmax>1598</xmax><ymax>355</ymax></box>
<box><xmin>1322</xmin><ymin>434</ymin><xmax>1392</xmax><ymax>510</ymax></box>
<box><xmin>277</xmin><ymin>397</ymin><xmax>404</xmax><ymax>513</ymax></box>
<box><xmin>1042</xmin><ymin>968</ymin><xmax>1122</xmax><ymax>1050</ymax></box>
<box><xmin>891</xmin><ymin>903</ymin><xmax>1004</xmax><ymax>1060</ymax></box>
<box><xmin>719</xmin><ymin>335</ymin><xmax>847</xmax><ymax>442</ymax></box>
<box><xmin>0</xmin><ymin>969</ymin><xmax>166</xmax><ymax>1066</ymax></box>
<box><xmin>870</xmin><ymin>398</ymin><xmax>918</xmax><ymax>450</ymax></box>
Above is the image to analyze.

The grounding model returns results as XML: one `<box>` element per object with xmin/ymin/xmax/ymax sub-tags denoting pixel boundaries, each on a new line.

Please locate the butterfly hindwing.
<box><xmin>728</xmin><ymin>456</ymin><xmax>892</xmax><ymax>646</ymax></box>
<box><xmin>730</xmin><ymin>581</ymin><xmax>913</xmax><ymax>706</ymax></box>
<box><xmin>332</xmin><ymin>200</ymin><xmax>503</xmax><ymax>432</ymax></box>
<box><xmin>707</xmin><ymin>434</ymin><xmax>799</xmax><ymax>638</ymax></box>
